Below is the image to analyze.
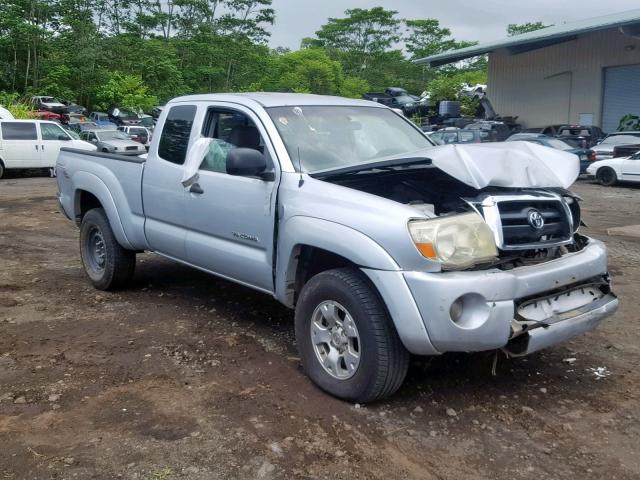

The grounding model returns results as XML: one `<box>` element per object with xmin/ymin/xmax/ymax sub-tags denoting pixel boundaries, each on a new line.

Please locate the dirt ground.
<box><xmin>1</xmin><ymin>173</ymin><xmax>640</xmax><ymax>480</ymax></box>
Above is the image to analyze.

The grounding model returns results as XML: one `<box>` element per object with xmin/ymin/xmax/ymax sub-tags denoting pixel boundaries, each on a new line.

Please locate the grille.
<box><xmin>497</xmin><ymin>200</ymin><xmax>571</xmax><ymax>248</ymax></box>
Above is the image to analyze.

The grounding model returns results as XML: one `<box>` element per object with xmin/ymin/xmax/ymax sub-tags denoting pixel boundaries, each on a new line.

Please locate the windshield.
<box><xmin>601</xmin><ymin>134</ymin><xmax>640</xmax><ymax>145</ymax></box>
<box><xmin>65</xmin><ymin>129</ymin><xmax>80</xmax><ymax>139</ymax></box>
<box><xmin>544</xmin><ymin>138</ymin><xmax>574</xmax><ymax>150</ymax></box>
<box><xmin>267</xmin><ymin>106</ymin><xmax>433</xmax><ymax>173</ymax></box>
<box><xmin>393</xmin><ymin>95</ymin><xmax>414</xmax><ymax>104</ymax></box>
<box><xmin>97</xmin><ymin>130</ymin><xmax>130</xmax><ymax>141</ymax></box>
<box><xmin>118</xmin><ymin>109</ymin><xmax>138</xmax><ymax>120</ymax></box>
<box><xmin>41</xmin><ymin>96</ymin><xmax>59</xmax><ymax>103</ymax></box>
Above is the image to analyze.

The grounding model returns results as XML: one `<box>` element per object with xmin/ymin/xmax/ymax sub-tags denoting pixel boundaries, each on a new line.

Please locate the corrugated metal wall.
<box><xmin>487</xmin><ymin>29</ymin><xmax>640</xmax><ymax>129</ymax></box>
<box><xmin>602</xmin><ymin>64</ymin><xmax>640</xmax><ymax>131</ymax></box>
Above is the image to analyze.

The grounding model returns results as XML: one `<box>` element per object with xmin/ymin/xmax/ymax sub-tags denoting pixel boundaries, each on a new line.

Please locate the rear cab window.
<box><xmin>158</xmin><ymin>105</ymin><xmax>197</xmax><ymax>165</ymax></box>
<box><xmin>1</xmin><ymin>122</ymin><xmax>38</xmax><ymax>140</ymax></box>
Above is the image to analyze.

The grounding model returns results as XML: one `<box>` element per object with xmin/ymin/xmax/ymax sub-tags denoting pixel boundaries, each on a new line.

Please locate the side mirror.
<box><xmin>226</xmin><ymin>148</ymin><xmax>273</xmax><ymax>181</ymax></box>
<box><xmin>58</xmin><ymin>134</ymin><xmax>70</xmax><ymax>141</ymax></box>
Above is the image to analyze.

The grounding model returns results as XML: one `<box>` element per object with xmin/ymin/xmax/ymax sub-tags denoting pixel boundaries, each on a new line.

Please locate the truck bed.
<box><xmin>56</xmin><ymin>147</ymin><xmax>149</xmax><ymax>251</ymax></box>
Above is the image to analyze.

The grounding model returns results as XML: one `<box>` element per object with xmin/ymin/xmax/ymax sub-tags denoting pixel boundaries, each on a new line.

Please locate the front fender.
<box><xmin>71</xmin><ymin>171</ymin><xmax>134</xmax><ymax>250</ymax></box>
<box><xmin>275</xmin><ymin>215</ymin><xmax>399</xmax><ymax>306</ymax></box>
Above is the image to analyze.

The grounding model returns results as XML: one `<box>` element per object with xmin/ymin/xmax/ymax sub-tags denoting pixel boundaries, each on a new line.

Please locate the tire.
<box><xmin>597</xmin><ymin>167</ymin><xmax>617</xmax><ymax>186</ymax></box>
<box><xmin>102</xmin><ymin>148</ymin><xmax>110</xmax><ymax>153</ymax></box>
<box><xmin>0</xmin><ymin>161</ymin><xmax>4</xmax><ymax>179</ymax></box>
<box><xmin>79</xmin><ymin>208</ymin><xmax>135</xmax><ymax>290</ymax></box>
<box><xmin>295</xmin><ymin>268</ymin><xmax>409</xmax><ymax>403</ymax></box>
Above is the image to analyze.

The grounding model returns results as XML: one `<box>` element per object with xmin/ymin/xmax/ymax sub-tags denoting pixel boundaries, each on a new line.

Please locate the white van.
<box><xmin>0</xmin><ymin>106</ymin><xmax>14</xmax><ymax>120</ymax></box>
<box><xmin>0</xmin><ymin>120</ymin><xmax>96</xmax><ymax>178</ymax></box>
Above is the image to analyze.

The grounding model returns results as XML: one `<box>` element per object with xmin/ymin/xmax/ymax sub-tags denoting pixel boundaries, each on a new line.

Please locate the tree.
<box><xmin>404</xmin><ymin>19</ymin><xmax>475</xmax><ymax>60</ymax></box>
<box><xmin>313</xmin><ymin>7</ymin><xmax>402</xmax><ymax>75</ymax></box>
<box><xmin>94</xmin><ymin>72</ymin><xmax>157</xmax><ymax>111</ymax></box>
<box><xmin>507</xmin><ymin>21</ymin><xmax>552</xmax><ymax>36</ymax></box>
<box><xmin>255</xmin><ymin>49</ymin><xmax>340</xmax><ymax>94</ymax></box>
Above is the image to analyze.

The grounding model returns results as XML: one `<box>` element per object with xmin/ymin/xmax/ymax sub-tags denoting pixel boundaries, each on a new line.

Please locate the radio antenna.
<box><xmin>296</xmin><ymin>147</ymin><xmax>304</xmax><ymax>187</ymax></box>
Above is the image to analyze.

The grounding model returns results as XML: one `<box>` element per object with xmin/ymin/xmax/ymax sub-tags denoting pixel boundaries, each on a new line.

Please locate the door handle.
<box><xmin>35</xmin><ymin>145</ymin><xmax>38</xmax><ymax>151</ymax></box>
<box><xmin>42</xmin><ymin>145</ymin><xmax>45</xmax><ymax>151</ymax></box>
<box><xmin>189</xmin><ymin>183</ymin><xmax>204</xmax><ymax>194</ymax></box>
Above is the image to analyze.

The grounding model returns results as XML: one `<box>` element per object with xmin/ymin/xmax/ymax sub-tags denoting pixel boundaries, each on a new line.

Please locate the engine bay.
<box><xmin>322</xmin><ymin>166</ymin><xmax>584</xmax><ymax>270</ymax></box>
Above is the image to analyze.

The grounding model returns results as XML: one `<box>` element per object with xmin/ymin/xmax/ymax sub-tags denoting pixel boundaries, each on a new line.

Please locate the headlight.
<box><xmin>408</xmin><ymin>213</ymin><xmax>497</xmax><ymax>269</ymax></box>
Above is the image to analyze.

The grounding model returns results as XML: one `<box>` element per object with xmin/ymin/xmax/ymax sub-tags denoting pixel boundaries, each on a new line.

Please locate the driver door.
<box><xmin>39</xmin><ymin>122</ymin><xmax>70</xmax><ymax>167</ymax></box>
<box><xmin>184</xmin><ymin>104</ymin><xmax>279</xmax><ymax>292</ymax></box>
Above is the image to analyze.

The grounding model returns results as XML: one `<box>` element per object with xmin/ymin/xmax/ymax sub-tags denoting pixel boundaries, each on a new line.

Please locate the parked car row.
<box><xmin>506</xmin><ymin>133</ymin><xmax>596</xmax><ymax>173</ymax></box>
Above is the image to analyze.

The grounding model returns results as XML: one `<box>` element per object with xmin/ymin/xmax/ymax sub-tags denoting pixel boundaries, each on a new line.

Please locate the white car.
<box><xmin>591</xmin><ymin>131</ymin><xmax>640</xmax><ymax>160</ymax></box>
<box><xmin>586</xmin><ymin>152</ymin><xmax>640</xmax><ymax>185</ymax></box>
<box><xmin>460</xmin><ymin>83</ymin><xmax>487</xmax><ymax>99</ymax></box>
<box><xmin>0</xmin><ymin>120</ymin><xmax>96</xmax><ymax>178</ymax></box>
<box><xmin>30</xmin><ymin>95</ymin><xmax>67</xmax><ymax>114</ymax></box>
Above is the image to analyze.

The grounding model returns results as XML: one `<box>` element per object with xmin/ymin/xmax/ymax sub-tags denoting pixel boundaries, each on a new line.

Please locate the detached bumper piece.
<box><xmin>503</xmin><ymin>279</ymin><xmax>618</xmax><ymax>356</ymax></box>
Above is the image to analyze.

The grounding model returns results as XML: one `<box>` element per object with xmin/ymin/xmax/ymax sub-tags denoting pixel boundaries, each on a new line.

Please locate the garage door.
<box><xmin>602</xmin><ymin>64</ymin><xmax>640</xmax><ymax>132</ymax></box>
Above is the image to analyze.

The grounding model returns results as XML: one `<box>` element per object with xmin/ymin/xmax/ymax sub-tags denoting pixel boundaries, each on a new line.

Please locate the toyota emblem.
<box><xmin>527</xmin><ymin>209</ymin><xmax>545</xmax><ymax>229</ymax></box>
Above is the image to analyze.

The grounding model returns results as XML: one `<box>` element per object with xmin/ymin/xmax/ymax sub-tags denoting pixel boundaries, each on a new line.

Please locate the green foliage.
<box><xmin>0</xmin><ymin>1</ymin><xmax>486</xmax><ymax>111</ymax></box>
<box><xmin>405</xmin><ymin>19</ymin><xmax>474</xmax><ymax>60</ymax></box>
<box><xmin>428</xmin><ymin>76</ymin><xmax>463</xmax><ymax>103</ymax></box>
<box><xmin>339</xmin><ymin>77</ymin><xmax>370</xmax><ymax>98</ymax></box>
<box><xmin>427</xmin><ymin>71</ymin><xmax>488</xmax><ymax>114</ymax></box>
<box><xmin>618</xmin><ymin>114</ymin><xmax>640</xmax><ymax>131</ymax></box>
<box><xmin>94</xmin><ymin>72</ymin><xmax>158</xmax><ymax>112</ymax></box>
<box><xmin>39</xmin><ymin>65</ymin><xmax>75</xmax><ymax>100</ymax></box>
<box><xmin>507</xmin><ymin>21</ymin><xmax>552</xmax><ymax>36</ymax></box>
<box><xmin>0</xmin><ymin>91</ymin><xmax>35</xmax><ymax>118</ymax></box>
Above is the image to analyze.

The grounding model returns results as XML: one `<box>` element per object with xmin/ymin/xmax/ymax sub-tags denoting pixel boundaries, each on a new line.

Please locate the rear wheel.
<box><xmin>295</xmin><ymin>268</ymin><xmax>409</xmax><ymax>403</ymax></box>
<box><xmin>80</xmin><ymin>208</ymin><xmax>135</xmax><ymax>290</ymax></box>
<box><xmin>597</xmin><ymin>167</ymin><xmax>617</xmax><ymax>186</ymax></box>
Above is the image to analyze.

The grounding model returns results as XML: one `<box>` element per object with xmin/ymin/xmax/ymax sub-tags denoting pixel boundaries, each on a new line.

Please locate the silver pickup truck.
<box><xmin>56</xmin><ymin>93</ymin><xmax>618</xmax><ymax>402</ymax></box>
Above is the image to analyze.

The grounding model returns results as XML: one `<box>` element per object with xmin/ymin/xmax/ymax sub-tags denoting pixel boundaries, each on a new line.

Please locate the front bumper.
<box><xmin>364</xmin><ymin>238</ymin><xmax>617</xmax><ymax>355</ymax></box>
<box><xmin>503</xmin><ymin>292</ymin><xmax>617</xmax><ymax>356</ymax></box>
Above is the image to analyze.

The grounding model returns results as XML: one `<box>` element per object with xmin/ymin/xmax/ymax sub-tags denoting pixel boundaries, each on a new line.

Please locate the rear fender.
<box><xmin>72</xmin><ymin>171</ymin><xmax>133</xmax><ymax>250</ymax></box>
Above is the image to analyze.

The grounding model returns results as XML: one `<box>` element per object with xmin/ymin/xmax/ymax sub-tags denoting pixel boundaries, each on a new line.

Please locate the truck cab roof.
<box><xmin>169</xmin><ymin>92</ymin><xmax>386</xmax><ymax>109</ymax></box>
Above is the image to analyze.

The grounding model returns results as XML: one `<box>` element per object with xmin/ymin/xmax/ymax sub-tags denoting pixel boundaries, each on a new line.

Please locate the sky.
<box><xmin>269</xmin><ymin>0</ymin><xmax>639</xmax><ymax>50</ymax></box>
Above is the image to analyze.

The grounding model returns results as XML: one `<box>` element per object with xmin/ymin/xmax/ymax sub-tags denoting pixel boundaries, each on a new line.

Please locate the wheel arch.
<box><xmin>71</xmin><ymin>172</ymin><xmax>133</xmax><ymax>250</ymax></box>
<box><xmin>275</xmin><ymin>216</ymin><xmax>399</xmax><ymax>308</ymax></box>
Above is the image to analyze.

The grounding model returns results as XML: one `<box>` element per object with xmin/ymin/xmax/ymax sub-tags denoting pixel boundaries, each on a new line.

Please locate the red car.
<box><xmin>35</xmin><ymin>110</ymin><xmax>64</xmax><ymax>122</ymax></box>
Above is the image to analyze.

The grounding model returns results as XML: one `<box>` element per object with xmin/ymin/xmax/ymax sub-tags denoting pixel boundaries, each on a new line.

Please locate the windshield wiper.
<box><xmin>310</xmin><ymin>156</ymin><xmax>432</xmax><ymax>179</ymax></box>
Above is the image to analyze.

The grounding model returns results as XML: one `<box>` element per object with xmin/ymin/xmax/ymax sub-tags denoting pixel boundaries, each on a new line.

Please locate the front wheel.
<box><xmin>295</xmin><ymin>268</ymin><xmax>409</xmax><ymax>403</ymax></box>
<box><xmin>597</xmin><ymin>167</ymin><xmax>617</xmax><ymax>186</ymax></box>
<box><xmin>80</xmin><ymin>208</ymin><xmax>135</xmax><ymax>290</ymax></box>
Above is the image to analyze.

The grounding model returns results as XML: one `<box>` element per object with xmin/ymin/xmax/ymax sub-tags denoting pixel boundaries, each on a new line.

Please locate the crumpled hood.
<box><xmin>423</xmin><ymin>141</ymin><xmax>579</xmax><ymax>189</ymax></box>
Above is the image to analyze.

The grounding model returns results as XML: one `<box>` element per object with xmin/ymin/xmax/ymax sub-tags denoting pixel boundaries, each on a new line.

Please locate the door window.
<box><xmin>459</xmin><ymin>131</ymin><xmax>475</xmax><ymax>143</ymax></box>
<box><xmin>1</xmin><ymin>122</ymin><xmax>37</xmax><ymax>140</ymax></box>
<box><xmin>199</xmin><ymin>108</ymin><xmax>264</xmax><ymax>173</ymax></box>
<box><xmin>158</xmin><ymin>105</ymin><xmax>196</xmax><ymax>165</ymax></box>
<box><xmin>41</xmin><ymin>122</ymin><xmax>68</xmax><ymax>140</ymax></box>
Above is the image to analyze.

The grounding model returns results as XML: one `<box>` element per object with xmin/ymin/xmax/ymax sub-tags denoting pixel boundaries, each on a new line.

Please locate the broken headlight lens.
<box><xmin>408</xmin><ymin>213</ymin><xmax>498</xmax><ymax>269</ymax></box>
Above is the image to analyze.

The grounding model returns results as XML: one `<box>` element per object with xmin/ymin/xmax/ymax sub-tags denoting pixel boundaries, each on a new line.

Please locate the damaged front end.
<box><xmin>316</xmin><ymin>142</ymin><xmax>618</xmax><ymax>354</ymax></box>
<box><xmin>322</xmin><ymin>162</ymin><xmax>586</xmax><ymax>271</ymax></box>
<box><xmin>504</xmin><ymin>277</ymin><xmax>618</xmax><ymax>356</ymax></box>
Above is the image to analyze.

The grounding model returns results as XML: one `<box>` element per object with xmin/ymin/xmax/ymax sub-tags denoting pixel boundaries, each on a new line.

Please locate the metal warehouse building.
<box><xmin>416</xmin><ymin>10</ymin><xmax>640</xmax><ymax>132</ymax></box>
